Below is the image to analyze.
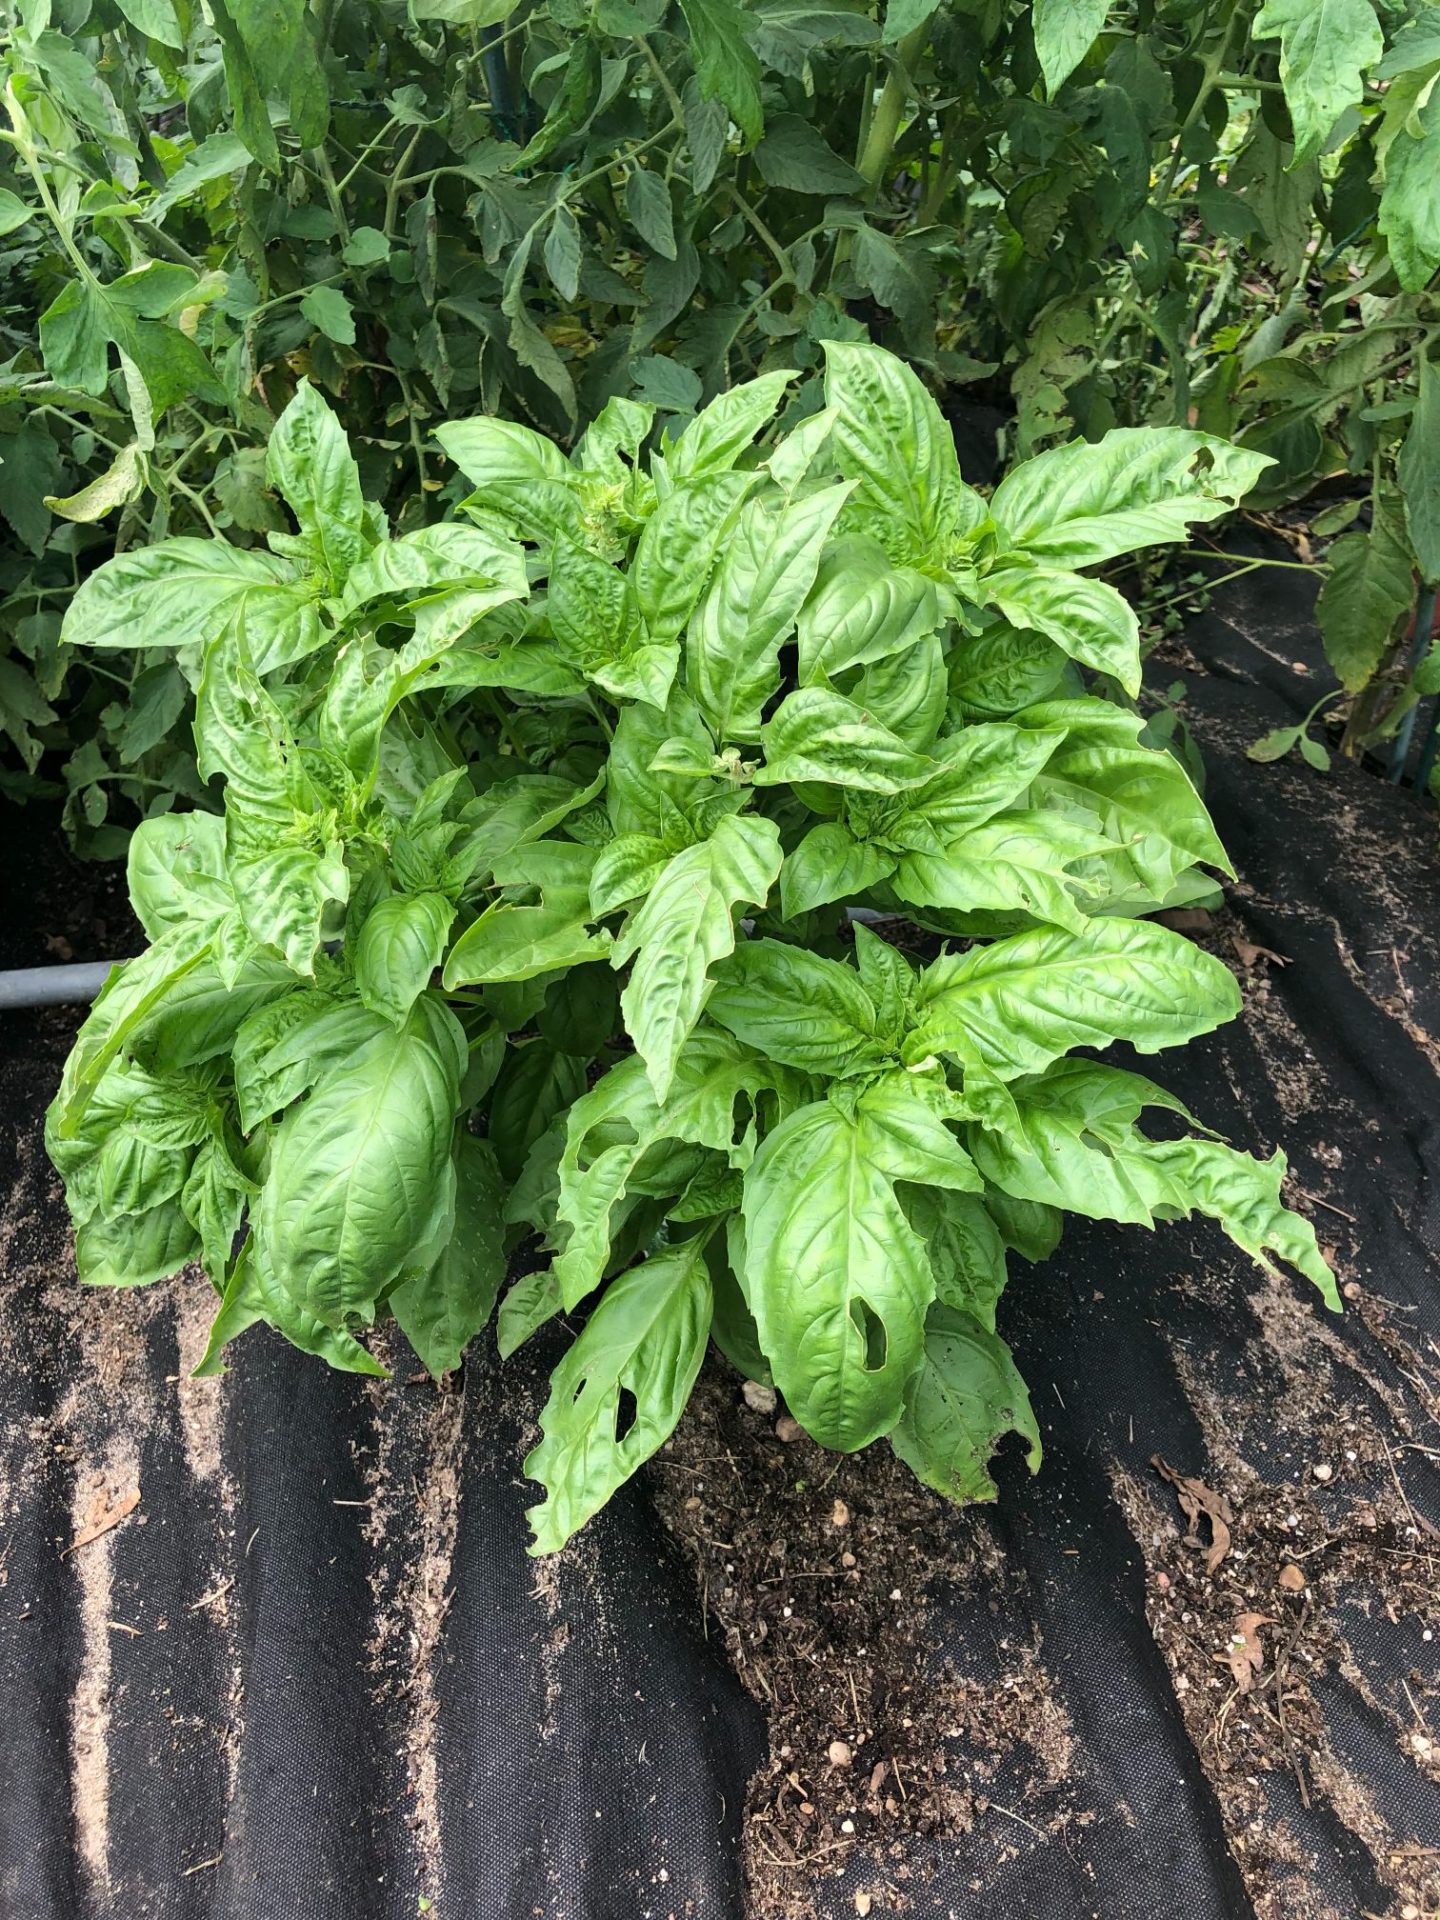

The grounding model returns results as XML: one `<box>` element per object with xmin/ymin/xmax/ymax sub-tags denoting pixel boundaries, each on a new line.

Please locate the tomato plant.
<box><xmin>3</xmin><ymin>0</ymin><xmax>1437</xmax><ymax>829</ymax></box>
<box><xmin>46</xmin><ymin>348</ymin><xmax>1337</xmax><ymax>1551</ymax></box>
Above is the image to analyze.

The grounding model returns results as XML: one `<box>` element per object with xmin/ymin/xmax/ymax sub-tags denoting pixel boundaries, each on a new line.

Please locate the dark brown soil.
<box><xmin>650</xmin><ymin>1375</ymin><xmax>1081</xmax><ymax>1920</ymax></box>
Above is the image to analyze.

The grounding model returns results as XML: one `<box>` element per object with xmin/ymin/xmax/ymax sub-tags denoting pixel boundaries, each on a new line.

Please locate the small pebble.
<box><xmin>1154</xmin><ymin>1571</ymin><xmax>1171</xmax><ymax>1591</ymax></box>
<box><xmin>1278</xmin><ymin>1564</ymin><xmax>1306</xmax><ymax>1592</ymax></box>
<box><xmin>831</xmin><ymin>1498</ymin><xmax>851</xmax><ymax>1528</ymax></box>
<box><xmin>742</xmin><ymin>1381</ymin><xmax>777</xmax><ymax>1415</ymax></box>
<box><xmin>1343</xmin><ymin>1280</ymin><xmax>1361</xmax><ymax>1300</ymax></box>
<box><xmin>889</xmin><ymin>1587</ymin><xmax>902</xmax><ymax>1601</ymax></box>
<box><xmin>1312</xmin><ymin>1462</ymin><xmax>1333</xmax><ymax>1482</ymax></box>
<box><xmin>828</xmin><ymin>1739</ymin><xmax>853</xmax><ymax>1767</ymax></box>
<box><xmin>855</xmin><ymin>1895</ymin><xmax>873</xmax><ymax>1917</ymax></box>
<box><xmin>840</xmin><ymin>1818</ymin><xmax>855</xmax><ymax>1834</ymax></box>
<box><xmin>775</xmin><ymin>1414</ymin><xmax>805</xmax><ymax>1443</ymax></box>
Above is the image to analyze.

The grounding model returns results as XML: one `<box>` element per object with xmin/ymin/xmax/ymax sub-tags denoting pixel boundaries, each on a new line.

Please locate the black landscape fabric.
<box><xmin>1</xmin><ymin>558</ymin><xmax>1437</xmax><ymax>1920</ymax></box>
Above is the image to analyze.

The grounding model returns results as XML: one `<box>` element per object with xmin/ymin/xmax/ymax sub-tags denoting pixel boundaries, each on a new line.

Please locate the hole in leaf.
<box><xmin>851</xmin><ymin>1299</ymin><xmax>888</xmax><ymax>1373</ymax></box>
<box><xmin>614</xmin><ymin>1384</ymin><xmax>639</xmax><ymax>1444</ymax></box>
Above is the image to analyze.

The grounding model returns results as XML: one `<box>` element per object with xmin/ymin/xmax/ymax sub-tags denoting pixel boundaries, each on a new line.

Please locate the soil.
<box><xmin>651</xmin><ymin>1374</ymin><xmax>1079</xmax><ymax>1920</ymax></box>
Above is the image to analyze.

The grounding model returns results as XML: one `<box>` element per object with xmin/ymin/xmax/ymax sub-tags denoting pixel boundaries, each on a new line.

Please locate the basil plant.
<box><xmin>47</xmin><ymin>346</ymin><xmax>1338</xmax><ymax>1553</ymax></box>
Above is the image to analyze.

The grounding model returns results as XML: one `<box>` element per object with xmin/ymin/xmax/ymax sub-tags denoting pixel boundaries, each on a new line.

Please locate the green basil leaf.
<box><xmin>968</xmin><ymin>1059</ymin><xmax>1338</xmax><ymax>1306</ymax></box>
<box><xmin>613</xmin><ymin>812</ymin><xmax>783</xmax><ymax>1102</ymax></box>
<box><xmin>780</xmin><ymin>821</ymin><xmax>897</xmax><ymax>917</ymax></box>
<box><xmin>981</xmin><ymin>565</ymin><xmax>1142</xmax><ymax>695</ymax></box>
<box><xmin>489</xmin><ymin>1041</ymin><xmax>589</xmax><ymax>1183</ymax></box>
<box><xmin>796</xmin><ymin>535</ymin><xmax>942</xmax><ymax>683</ymax></box>
<box><xmin>912</xmin><ymin>917</ymin><xmax>1240</xmax><ymax>1079</ymax></box>
<box><xmin>525</xmin><ymin>1235</ymin><xmax>713</xmax><ymax>1554</ymax></box>
<box><xmin>689</xmin><ymin>482</ymin><xmax>851</xmax><ymax>741</ymax></box>
<box><xmin>903</xmin><ymin>1187</ymin><xmax>1008</xmax><ymax>1330</ymax></box>
<box><xmin>666</xmin><ymin>368</ymin><xmax>796</xmax><ymax>479</ymax></box>
<box><xmin>75</xmin><ymin>1201</ymin><xmax>201</xmax><ymax>1288</ymax></box>
<box><xmin>554</xmin><ymin>1032</ymin><xmax>783</xmax><ymax>1308</ymax></box>
<box><xmin>822</xmin><ymin>340</ymin><xmax>986</xmax><ymax>566</ymax></box>
<box><xmin>889</xmin><ymin>1305</ymin><xmax>1041</xmax><ymax>1502</ymax></box>
<box><xmin>263</xmin><ymin>379</ymin><xmax>366</xmax><ymax>589</ymax></box>
<box><xmin>390</xmin><ymin>1135</ymin><xmax>506</xmax><ymax>1375</ymax></box>
<box><xmin>742</xmin><ymin>1084</ymin><xmax>965</xmax><ymax>1449</ymax></box>
<box><xmin>892</xmin><ymin>812</ymin><xmax>1112</xmax><ymax>932</ymax></box>
<box><xmin>60</xmin><ymin>537</ymin><xmax>324</xmax><ymax>674</ymax></box>
<box><xmin>356</xmin><ymin>892</ymin><xmax>456</xmax><ymax>1026</ymax></box>
<box><xmin>632</xmin><ymin>470</ymin><xmax>755</xmax><ymax>650</ymax></box>
<box><xmin>989</xmin><ymin>428</ymin><xmax>1272</xmax><ymax>569</ymax></box>
<box><xmin>126</xmin><ymin>811</ymin><xmax>232</xmax><ymax>942</ymax></box>
<box><xmin>254</xmin><ymin>997</ymin><xmax>464</xmax><ymax>1326</ymax></box>
<box><xmin>757</xmin><ymin>688</ymin><xmax>939</xmax><ymax>792</ymax></box>
<box><xmin>707</xmin><ymin>938</ymin><xmax>892</xmax><ymax>1077</ymax></box>
<box><xmin>497</xmin><ymin>1267</ymin><xmax>564</xmax><ymax>1361</ymax></box>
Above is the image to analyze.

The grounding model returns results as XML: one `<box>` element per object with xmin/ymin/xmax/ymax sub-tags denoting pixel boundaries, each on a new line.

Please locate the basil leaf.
<box><xmin>889</xmin><ymin>1305</ymin><xmax>1041</xmax><ymax>1503</ymax></box>
<box><xmin>707</xmin><ymin>938</ymin><xmax>892</xmax><ymax>1077</ymax></box>
<box><xmin>689</xmin><ymin>482</ymin><xmax>851</xmax><ymax>741</ymax></box>
<box><xmin>265</xmin><ymin>379</ymin><xmax>367</xmax><ymax>590</ymax></box>
<box><xmin>989</xmin><ymin>428</ymin><xmax>1272</xmax><ymax>570</ymax></box>
<box><xmin>254</xmin><ymin>997</ymin><xmax>464</xmax><ymax>1327</ymax></box>
<box><xmin>390</xmin><ymin>1135</ymin><xmax>506</xmax><ymax>1375</ymax></box>
<box><xmin>613</xmin><ymin>812</ymin><xmax>783</xmax><ymax>1101</ymax></box>
<box><xmin>356</xmin><ymin>892</ymin><xmax>456</xmax><ymax>1026</ymax></box>
<box><xmin>822</xmin><ymin>340</ymin><xmax>986</xmax><ymax>567</ymax></box>
<box><xmin>525</xmin><ymin>1235</ymin><xmax>713</xmax><ymax>1554</ymax></box>
<box><xmin>757</xmin><ymin>688</ymin><xmax>938</xmax><ymax>793</ymax></box>
<box><xmin>911</xmin><ymin>918</ymin><xmax>1241</xmax><ymax>1080</ymax></box>
<box><xmin>61</xmin><ymin>537</ymin><xmax>324</xmax><ymax>674</ymax></box>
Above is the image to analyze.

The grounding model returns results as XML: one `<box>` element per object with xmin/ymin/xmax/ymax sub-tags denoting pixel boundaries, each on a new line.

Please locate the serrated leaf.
<box><xmin>1032</xmin><ymin>0</ymin><xmax>1110</xmax><ymax>94</ymax></box>
<box><xmin>1254</xmin><ymin>0</ymin><xmax>1383</xmax><ymax>166</ymax></box>
<box><xmin>1399</xmin><ymin>357</ymin><xmax>1440</xmax><ymax>585</ymax></box>
<box><xmin>624</xmin><ymin>167</ymin><xmax>677</xmax><ymax>259</ymax></box>
<box><xmin>1317</xmin><ymin>495</ymin><xmax>1415</xmax><ymax>691</ymax></box>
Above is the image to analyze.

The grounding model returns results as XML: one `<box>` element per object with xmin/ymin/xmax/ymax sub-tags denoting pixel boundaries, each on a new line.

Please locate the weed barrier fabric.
<box><xmin>0</xmin><ymin>558</ymin><xmax>1436</xmax><ymax>1920</ymax></box>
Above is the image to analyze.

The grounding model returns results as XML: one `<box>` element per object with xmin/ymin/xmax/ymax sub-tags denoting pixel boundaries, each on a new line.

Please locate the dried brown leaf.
<box><xmin>63</xmin><ymin>1486</ymin><xmax>140</xmax><ymax>1557</ymax></box>
<box><xmin>1152</xmin><ymin>1455</ymin><xmax>1234</xmax><ymax>1573</ymax></box>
